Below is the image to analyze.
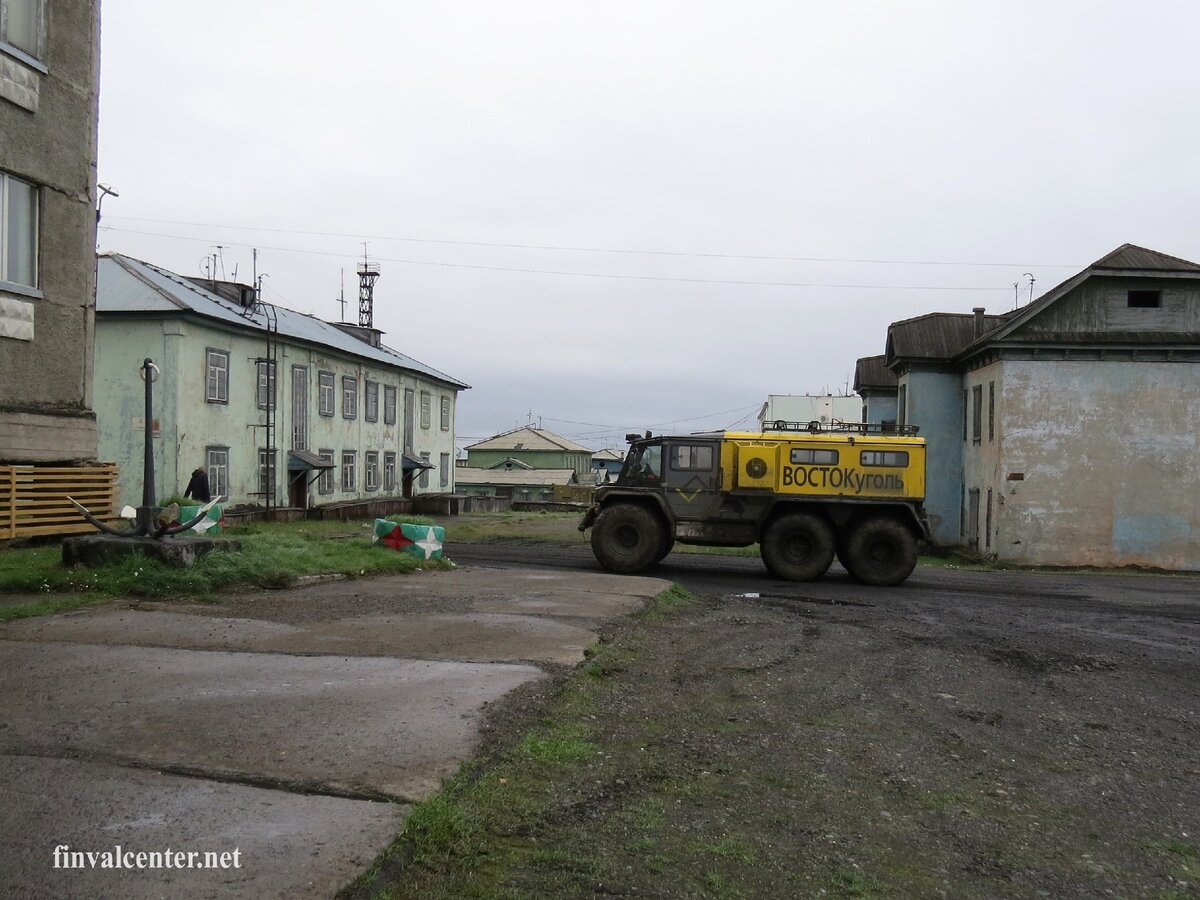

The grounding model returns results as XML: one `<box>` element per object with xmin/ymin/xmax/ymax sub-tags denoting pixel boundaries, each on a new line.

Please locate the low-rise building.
<box><xmin>94</xmin><ymin>254</ymin><xmax>468</xmax><ymax>509</ymax></box>
<box><xmin>866</xmin><ymin>244</ymin><xmax>1200</xmax><ymax>569</ymax></box>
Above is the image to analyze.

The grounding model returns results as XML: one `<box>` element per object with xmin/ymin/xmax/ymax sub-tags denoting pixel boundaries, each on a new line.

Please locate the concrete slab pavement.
<box><xmin>0</xmin><ymin>565</ymin><xmax>671</xmax><ymax>898</ymax></box>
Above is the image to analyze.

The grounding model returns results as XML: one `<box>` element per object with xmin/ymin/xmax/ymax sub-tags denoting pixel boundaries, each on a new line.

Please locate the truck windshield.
<box><xmin>621</xmin><ymin>443</ymin><xmax>663</xmax><ymax>482</ymax></box>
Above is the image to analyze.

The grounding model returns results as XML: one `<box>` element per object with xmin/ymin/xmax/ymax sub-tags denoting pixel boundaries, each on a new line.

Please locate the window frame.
<box><xmin>440</xmin><ymin>396</ymin><xmax>451</xmax><ymax>431</ymax></box>
<box><xmin>317</xmin><ymin>371</ymin><xmax>335</xmax><ymax>417</ymax></box>
<box><xmin>342</xmin><ymin>375</ymin><xmax>358</xmax><ymax>420</ymax></box>
<box><xmin>0</xmin><ymin>0</ymin><xmax>45</xmax><ymax>61</ymax></box>
<box><xmin>205</xmin><ymin>349</ymin><xmax>229</xmax><ymax>404</ymax></box>
<box><xmin>668</xmin><ymin>444</ymin><xmax>715</xmax><ymax>471</ymax></box>
<box><xmin>205</xmin><ymin>446</ymin><xmax>229</xmax><ymax>500</ymax></box>
<box><xmin>0</xmin><ymin>170</ymin><xmax>40</xmax><ymax>291</ymax></box>
<box><xmin>256</xmin><ymin>360</ymin><xmax>276</xmax><ymax>411</ymax></box>
<box><xmin>341</xmin><ymin>450</ymin><xmax>357</xmax><ymax>492</ymax></box>
<box><xmin>440</xmin><ymin>452</ymin><xmax>450</xmax><ymax>488</ymax></box>
<box><xmin>419</xmin><ymin>452</ymin><xmax>431</xmax><ymax>489</ymax></box>
<box><xmin>420</xmin><ymin>391</ymin><xmax>431</xmax><ymax>430</ymax></box>
<box><xmin>364</xmin><ymin>450</ymin><xmax>380</xmax><ymax>491</ymax></box>
<box><xmin>383</xmin><ymin>385</ymin><xmax>397</xmax><ymax>425</ymax></box>
<box><xmin>971</xmin><ymin>384</ymin><xmax>983</xmax><ymax>443</ymax></box>
<box><xmin>790</xmin><ymin>448</ymin><xmax>839</xmax><ymax>466</ymax></box>
<box><xmin>384</xmin><ymin>451</ymin><xmax>397</xmax><ymax>492</ymax></box>
<box><xmin>988</xmin><ymin>381</ymin><xmax>995</xmax><ymax>442</ymax></box>
<box><xmin>317</xmin><ymin>449</ymin><xmax>335</xmax><ymax>495</ymax></box>
<box><xmin>257</xmin><ymin>448</ymin><xmax>277</xmax><ymax>502</ymax></box>
<box><xmin>860</xmin><ymin>450</ymin><xmax>909</xmax><ymax>468</ymax></box>
<box><xmin>364</xmin><ymin>380</ymin><xmax>379</xmax><ymax>423</ymax></box>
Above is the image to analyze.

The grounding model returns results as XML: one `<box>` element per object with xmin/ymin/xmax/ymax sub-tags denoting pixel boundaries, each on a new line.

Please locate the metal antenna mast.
<box><xmin>357</xmin><ymin>243</ymin><xmax>381</xmax><ymax>328</ymax></box>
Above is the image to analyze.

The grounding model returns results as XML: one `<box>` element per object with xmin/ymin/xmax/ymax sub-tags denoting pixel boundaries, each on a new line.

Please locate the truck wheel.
<box><xmin>653</xmin><ymin>535</ymin><xmax>675</xmax><ymax>564</ymax></box>
<box><xmin>591</xmin><ymin>504</ymin><xmax>666</xmax><ymax>574</ymax></box>
<box><xmin>760</xmin><ymin>512</ymin><xmax>835</xmax><ymax>581</ymax></box>
<box><xmin>842</xmin><ymin>518</ymin><xmax>918</xmax><ymax>586</ymax></box>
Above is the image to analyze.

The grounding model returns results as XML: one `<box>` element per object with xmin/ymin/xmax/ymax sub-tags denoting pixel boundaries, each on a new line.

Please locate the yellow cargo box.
<box><xmin>720</xmin><ymin>432</ymin><xmax>926</xmax><ymax>501</ymax></box>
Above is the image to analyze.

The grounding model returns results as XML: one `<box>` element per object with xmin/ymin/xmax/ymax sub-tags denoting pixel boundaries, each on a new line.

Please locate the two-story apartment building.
<box><xmin>95</xmin><ymin>254</ymin><xmax>468</xmax><ymax>509</ymax></box>
<box><xmin>1</xmin><ymin>0</ymin><xmax>101</xmax><ymax>462</ymax></box>
<box><xmin>864</xmin><ymin>244</ymin><xmax>1200</xmax><ymax>569</ymax></box>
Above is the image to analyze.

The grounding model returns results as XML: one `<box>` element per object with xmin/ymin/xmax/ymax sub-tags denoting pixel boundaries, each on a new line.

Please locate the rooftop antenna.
<box><xmin>1024</xmin><ymin>272</ymin><xmax>1036</xmax><ymax>306</ymax></box>
<box><xmin>1013</xmin><ymin>281</ymin><xmax>1020</xmax><ymax>309</ymax></box>
<box><xmin>337</xmin><ymin>269</ymin><xmax>347</xmax><ymax>322</ymax></box>
<box><xmin>357</xmin><ymin>242</ymin><xmax>381</xmax><ymax>328</ymax></box>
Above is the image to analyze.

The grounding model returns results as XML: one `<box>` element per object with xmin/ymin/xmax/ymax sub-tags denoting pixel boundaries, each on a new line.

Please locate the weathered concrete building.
<box><xmin>868</xmin><ymin>244</ymin><xmax>1200</xmax><ymax>569</ymax></box>
<box><xmin>0</xmin><ymin>0</ymin><xmax>101</xmax><ymax>461</ymax></box>
<box><xmin>95</xmin><ymin>254</ymin><xmax>468</xmax><ymax>509</ymax></box>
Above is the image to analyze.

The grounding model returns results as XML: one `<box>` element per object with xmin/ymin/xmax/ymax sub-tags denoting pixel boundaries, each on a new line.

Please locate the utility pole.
<box><xmin>1023</xmin><ymin>273</ymin><xmax>1036</xmax><ymax>306</ymax></box>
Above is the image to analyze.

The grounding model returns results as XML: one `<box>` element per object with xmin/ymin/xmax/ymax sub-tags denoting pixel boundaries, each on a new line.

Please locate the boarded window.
<box><xmin>1127</xmin><ymin>290</ymin><xmax>1161</xmax><ymax>309</ymax></box>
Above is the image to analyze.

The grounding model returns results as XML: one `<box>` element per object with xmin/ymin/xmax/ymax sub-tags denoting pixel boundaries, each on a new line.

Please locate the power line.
<box><xmin>99</xmin><ymin>226</ymin><xmax>1014</xmax><ymax>291</ymax></box>
<box><xmin>103</xmin><ymin>215</ymin><xmax>1081</xmax><ymax>269</ymax></box>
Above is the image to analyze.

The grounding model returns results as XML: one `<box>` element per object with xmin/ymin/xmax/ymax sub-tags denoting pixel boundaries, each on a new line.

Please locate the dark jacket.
<box><xmin>184</xmin><ymin>468</ymin><xmax>211</xmax><ymax>502</ymax></box>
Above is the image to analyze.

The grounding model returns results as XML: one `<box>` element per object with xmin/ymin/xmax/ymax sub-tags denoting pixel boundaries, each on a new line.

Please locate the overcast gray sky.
<box><xmin>96</xmin><ymin>1</ymin><xmax>1200</xmax><ymax>451</ymax></box>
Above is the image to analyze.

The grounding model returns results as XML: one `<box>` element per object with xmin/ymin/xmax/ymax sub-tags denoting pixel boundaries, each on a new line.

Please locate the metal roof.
<box><xmin>96</xmin><ymin>254</ymin><xmax>469</xmax><ymax>390</ymax></box>
<box><xmin>853</xmin><ymin>355</ymin><xmax>896</xmax><ymax>391</ymax></box>
<box><xmin>465</xmin><ymin>426</ymin><xmax>593</xmax><ymax>454</ymax></box>
<box><xmin>886</xmin><ymin>312</ymin><xmax>1010</xmax><ymax>363</ymax></box>
<box><xmin>1089</xmin><ymin>243</ymin><xmax>1200</xmax><ymax>272</ymax></box>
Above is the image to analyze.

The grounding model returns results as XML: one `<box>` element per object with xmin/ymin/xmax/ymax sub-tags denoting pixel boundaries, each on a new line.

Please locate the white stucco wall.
<box><xmin>988</xmin><ymin>359</ymin><xmax>1200</xmax><ymax>569</ymax></box>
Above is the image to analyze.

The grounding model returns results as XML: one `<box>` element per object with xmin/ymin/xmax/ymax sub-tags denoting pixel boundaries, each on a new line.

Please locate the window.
<box><xmin>988</xmin><ymin>381</ymin><xmax>995</xmax><ymax>442</ymax></box>
<box><xmin>0</xmin><ymin>0</ymin><xmax>42</xmax><ymax>59</ymax></box>
<box><xmin>318</xmin><ymin>449</ymin><xmax>335</xmax><ymax>495</ymax></box>
<box><xmin>440</xmin><ymin>396</ymin><xmax>451</xmax><ymax>431</ymax></box>
<box><xmin>365</xmin><ymin>380</ymin><xmax>379</xmax><ymax>422</ymax></box>
<box><xmin>967</xmin><ymin>488</ymin><xmax>981</xmax><ymax>549</ymax></box>
<box><xmin>1128</xmin><ymin>290</ymin><xmax>1161</xmax><ymax>309</ymax></box>
<box><xmin>1</xmin><ymin>171</ymin><xmax>38</xmax><ymax>289</ymax></box>
<box><xmin>256</xmin><ymin>360</ymin><xmax>276</xmax><ymax>410</ymax></box>
<box><xmin>790</xmin><ymin>448</ymin><xmax>838</xmax><ymax>465</ymax></box>
<box><xmin>384</xmin><ymin>451</ymin><xmax>397</xmax><ymax>492</ymax></box>
<box><xmin>419</xmin><ymin>452</ymin><xmax>431</xmax><ymax>489</ymax></box>
<box><xmin>669</xmin><ymin>445</ymin><xmax>714</xmax><ymax>470</ymax></box>
<box><xmin>383</xmin><ymin>385</ymin><xmax>397</xmax><ymax>425</ymax></box>
<box><xmin>420</xmin><ymin>391</ymin><xmax>431</xmax><ymax>429</ymax></box>
<box><xmin>205</xmin><ymin>446</ymin><xmax>229</xmax><ymax>500</ymax></box>
<box><xmin>258</xmin><ymin>449</ymin><xmax>276</xmax><ymax>502</ymax></box>
<box><xmin>318</xmin><ymin>371</ymin><xmax>335</xmax><ymax>417</ymax></box>
<box><xmin>971</xmin><ymin>384</ymin><xmax>983</xmax><ymax>443</ymax></box>
<box><xmin>403</xmin><ymin>388</ymin><xmax>415</xmax><ymax>452</ymax></box>
<box><xmin>985</xmin><ymin>489</ymin><xmax>993</xmax><ymax>551</ymax></box>
<box><xmin>342</xmin><ymin>376</ymin><xmax>357</xmax><ymax>419</ymax></box>
<box><xmin>860</xmin><ymin>450</ymin><xmax>909</xmax><ymax>467</ymax></box>
<box><xmin>341</xmin><ymin>451</ymin><xmax>356</xmax><ymax>491</ymax></box>
<box><xmin>440</xmin><ymin>452</ymin><xmax>450</xmax><ymax>488</ymax></box>
<box><xmin>365</xmin><ymin>451</ymin><xmax>379</xmax><ymax>491</ymax></box>
<box><xmin>205</xmin><ymin>350</ymin><xmax>229</xmax><ymax>403</ymax></box>
<box><xmin>291</xmin><ymin>366</ymin><xmax>308</xmax><ymax>451</ymax></box>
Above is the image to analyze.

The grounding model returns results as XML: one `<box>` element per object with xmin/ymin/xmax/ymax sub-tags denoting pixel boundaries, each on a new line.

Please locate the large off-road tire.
<box><xmin>841</xmin><ymin>517</ymin><xmax>918</xmax><ymax>586</ymax></box>
<box><xmin>591</xmin><ymin>504</ymin><xmax>667</xmax><ymax>574</ymax></box>
<box><xmin>760</xmin><ymin>512</ymin><xmax>835</xmax><ymax>581</ymax></box>
<box><xmin>653</xmin><ymin>535</ymin><xmax>675</xmax><ymax>564</ymax></box>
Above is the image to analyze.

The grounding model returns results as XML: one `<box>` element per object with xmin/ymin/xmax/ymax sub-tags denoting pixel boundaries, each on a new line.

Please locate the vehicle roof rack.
<box><xmin>760</xmin><ymin>419</ymin><xmax>920</xmax><ymax>436</ymax></box>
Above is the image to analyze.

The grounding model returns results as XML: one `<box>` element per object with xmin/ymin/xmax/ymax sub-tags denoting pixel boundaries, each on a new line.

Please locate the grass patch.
<box><xmin>0</xmin><ymin>519</ymin><xmax>451</xmax><ymax>619</ymax></box>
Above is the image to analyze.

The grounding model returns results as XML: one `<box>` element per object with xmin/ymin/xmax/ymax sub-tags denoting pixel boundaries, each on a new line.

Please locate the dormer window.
<box><xmin>1127</xmin><ymin>290</ymin><xmax>1161</xmax><ymax>309</ymax></box>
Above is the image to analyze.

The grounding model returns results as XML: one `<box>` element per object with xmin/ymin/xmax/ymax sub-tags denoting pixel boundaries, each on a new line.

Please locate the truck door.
<box><xmin>662</xmin><ymin>440</ymin><xmax>720</xmax><ymax>522</ymax></box>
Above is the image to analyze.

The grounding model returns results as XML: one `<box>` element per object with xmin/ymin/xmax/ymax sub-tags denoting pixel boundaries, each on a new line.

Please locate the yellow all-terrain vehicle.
<box><xmin>580</xmin><ymin>421</ymin><xmax>930</xmax><ymax>586</ymax></box>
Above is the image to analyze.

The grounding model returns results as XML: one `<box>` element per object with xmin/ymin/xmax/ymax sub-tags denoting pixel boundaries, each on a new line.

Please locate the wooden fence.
<box><xmin>0</xmin><ymin>464</ymin><xmax>119</xmax><ymax>541</ymax></box>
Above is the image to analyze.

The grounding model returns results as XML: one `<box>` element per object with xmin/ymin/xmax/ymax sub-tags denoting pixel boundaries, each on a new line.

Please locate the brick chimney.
<box><xmin>973</xmin><ymin>307</ymin><xmax>986</xmax><ymax>338</ymax></box>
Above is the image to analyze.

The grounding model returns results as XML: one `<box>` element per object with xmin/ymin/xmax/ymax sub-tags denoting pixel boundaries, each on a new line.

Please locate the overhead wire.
<box><xmin>103</xmin><ymin>215</ymin><xmax>1081</xmax><ymax>269</ymax></box>
<box><xmin>99</xmin><ymin>225</ymin><xmax>1014</xmax><ymax>291</ymax></box>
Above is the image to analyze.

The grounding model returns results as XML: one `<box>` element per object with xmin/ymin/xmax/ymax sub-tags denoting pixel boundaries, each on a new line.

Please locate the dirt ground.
<box><xmin>364</xmin><ymin>537</ymin><xmax>1200</xmax><ymax>899</ymax></box>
